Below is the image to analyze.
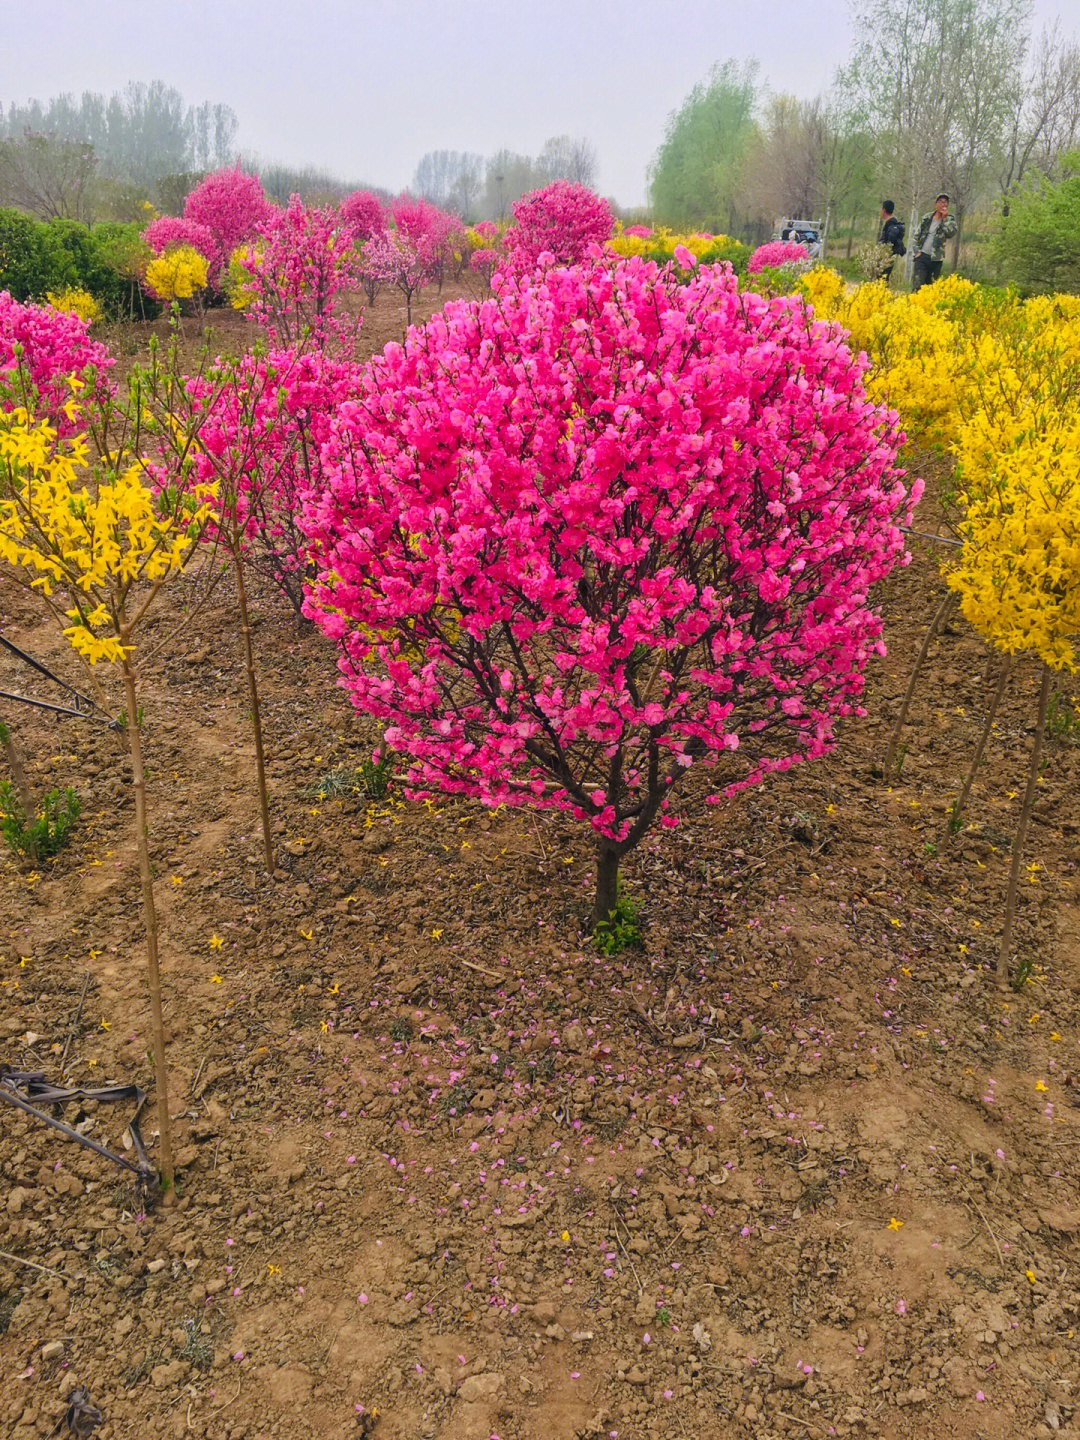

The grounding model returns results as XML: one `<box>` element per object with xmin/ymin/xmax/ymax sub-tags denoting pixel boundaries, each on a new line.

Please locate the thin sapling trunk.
<box><xmin>884</xmin><ymin>591</ymin><xmax>957</xmax><ymax>776</ymax></box>
<box><xmin>997</xmin><ymin>664</ymin><xmax>1053</xmax><ymax>983</ymax></box>
<box><xmin>120</xmin><ymin>652</ymin><xmax>175</xmax><ymax>1188</ymax></box>
<box><xmin>232</xmin><ymin>551</ymin><xmax>274</xmax><ymax>873</ymax></box>
<box><xmin>947</xmin><ymin>657</ymin><xmax>1011</xmax><ymax>839</ymax></box>
<box><xmin>0</xmin><ymin>720</ymin><xmax>37</xmax><ymax>847</ymax></box>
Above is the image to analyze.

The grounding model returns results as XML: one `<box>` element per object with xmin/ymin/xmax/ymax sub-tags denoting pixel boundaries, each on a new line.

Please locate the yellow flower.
<box><xmin>209</xmin><ymin>934</ymin><xmax>225</xmax><ymax>950</ymax></box>
<box><xmin>1035</xmin><ymin>1080</ymin><xmax>1049</xmax><ymax>1092</ymax></box>
<box><xmin>431</xmin><ymin>928</ymin><xmax>443</xmax><ymax>940</ymax></box>
<box><xmin>560</xmin><ymin>1230</ymin><xmax>571</xmax><ymax>1243</ymax></box>
<box><xmin>887</xmin><ymin>1217</ymin><xmax>904</xmax><ymax>1231</ymax></box>
<box><xmin>99</xmin><ymin>1018</ymin><xmax>110</xmax><ymax>1030</ymax></box>
<box><xmin>211</xmin><ymin>974</ymin><xmax>223</xmax><ymax>984</ymax></box>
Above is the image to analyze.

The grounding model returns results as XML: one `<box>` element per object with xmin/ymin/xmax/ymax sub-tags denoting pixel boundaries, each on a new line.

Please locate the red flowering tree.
<box><xmin>183</xmin><ymin>166</ymin><xmax>274</xmax><ymax>283</ymax></box>
<box><xmin>303</xmin><ymin>255</ymin><xmax>918</xmax><ymax>924</ymax></box>
<box><xmin>502</xmin><ymin>180</ymin><xmax>614</xmax><ymax>275</ymax></box>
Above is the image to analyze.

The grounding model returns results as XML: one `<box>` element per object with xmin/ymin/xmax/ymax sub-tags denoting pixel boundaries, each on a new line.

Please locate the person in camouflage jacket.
<box><xmin>912</xmin><ymin>193</ymin><xmax>958</xmax><ymax>290</ymax></box>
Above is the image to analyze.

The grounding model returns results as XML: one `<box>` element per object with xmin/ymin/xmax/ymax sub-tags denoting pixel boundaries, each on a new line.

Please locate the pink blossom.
<box><xmin>0</xmin><ymin>291</ymin><xmax>114</xmax><ymax>436</ymax></box>
<box><xmin>302</xmin><ymin>253</ymin><xmax>916</xmax><ymax>890</ymax></box>
<box><xmin>183</xmin><ymin>165</ymin><xmax>275</xmax><ymax>282</ymax></box>
<box><xmin>501</xmin><ymin>180</ymin><xmax>614</xmax><ymax>275</ymax></box>
<box><xmin>747</xmin><ymin>240</ymin><xmax>811</xmax><ymax>274</ymax></box>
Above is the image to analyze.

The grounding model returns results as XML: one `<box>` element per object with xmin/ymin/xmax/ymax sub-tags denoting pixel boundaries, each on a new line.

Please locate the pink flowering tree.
<box><xmin>389</xmin><ymin>194</ymin><xmax>464</xmax><ymax>291</ymax></box>
<box><xmin>233</xmin><ymin>196</ymin><xmax>360</xmax><ymax>348</ymax></box>
<box><xmin>747</xmin><ymin>240</ymin><xmax>811</xmax><ymax>274</ymax></box>
<box><xmin>183</xmin><ymin>166</ymin><xmax>274</xmax><ymax>283</ymax></box>
<box><xmin>359</xmin><ymin>229</ymin><xmax>433</xmax><ymax>326</ymax></box>
<box><xmin>502</xmin><ymin>180</ymin><xmax>614</xmax><ymax>275</ymax></box>
<box><xmin>303</xmin><ymin>255</ymin><xmax>919</xmax><ymax>925</ymax></box>
<box><xmin>143</xmin><ymin>215</ymin><xmax>217</xmax><ymax>269</ymax></box>
<box><xmin>339</xmin><ymin>190</ymin><xmax>386</xmax><ymax>244</ymax></box>
<box><xmin>0</xmin><ymin>291</ymin><xmax>114</xmax><ymax>437</ymax></box>
<box><xmin>136</xmin><ymin>339</ymin><xmax>363</xmax><ymax>867</ymax></box>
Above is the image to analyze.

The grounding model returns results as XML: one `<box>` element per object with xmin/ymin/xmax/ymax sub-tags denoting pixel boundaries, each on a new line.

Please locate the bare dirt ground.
<box><xmin>1</xmin><ymin>287</ymin><xmax>1079</xmax><ymax>1440</ymax></box>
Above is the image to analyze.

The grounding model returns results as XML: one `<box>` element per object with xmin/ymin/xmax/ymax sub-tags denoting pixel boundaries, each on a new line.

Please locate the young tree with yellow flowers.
<box><xmin>0</xmin><ymin>401</ymin><xmax>215</xmax><ymax>1189</ymax></box>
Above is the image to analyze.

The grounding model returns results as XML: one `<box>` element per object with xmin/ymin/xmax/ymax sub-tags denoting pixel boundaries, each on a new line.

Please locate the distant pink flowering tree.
<box><xmin>359</xmin><ymin>229</ymin><xmax>433</xmax><ymax>326</ymax></box>
<box><xmin>183</xmin><ymin>166</ymin><xmax>274</xmax><ymax>283</ymax></box>
<box><xmin>234</xmin><ymin>196</ymin><xmax>360</xmax><ymax>348</ymax></box>
<box><xmin>302</xmin><ymin>255</ymin><xmax>919</xmax><ymax>925</ymax></box>
<box><xmin>502</xmin><ymin>180</ymin><xmax>614</xmax><ymax>274</ymax></box>
<box><xmin>747</xmin><ymin>240</ymin><xmax>810</xmax><ymax>274</ymax></box>
<box><xmin>143</xmin><ymin>215</ymin><xmax>217</xmax><ymax>269</ymax></box>
<box><xmin>0</xmin><ymin>291</ymin><xmax>114</xmax><ymax>437</ymax></box>
<box><xmin>390</xmin><ymin>194</ymin><xmax>464</xmax><ymax>290</ymax></box>
<box><xmin>339</xmin><ymin>190</ymin><xmax>386</xmax><ymax>244</ymax></box>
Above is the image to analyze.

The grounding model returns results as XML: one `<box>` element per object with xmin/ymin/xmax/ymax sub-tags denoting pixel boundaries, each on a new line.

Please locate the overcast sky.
<box><xmin>1</xmin><ymin>0</ymin><xmax>1075</xmax><ymax>207</ymax></box>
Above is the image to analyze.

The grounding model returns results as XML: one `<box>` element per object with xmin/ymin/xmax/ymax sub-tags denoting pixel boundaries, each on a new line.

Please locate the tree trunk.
<box><xmin>593</xmin><ymin>844</ymin><xmax>619</xmax><ymax>930</ymax></box>
<box><xmin>997</xmin><ymin>665</ymin><xmax>1052</xmax><ymax>982</ymax></box>
<box><xmin>232</xmin><ymin>551</ymin><xmax>274</xmax><ymax>873</ymax></box>
<box><xmin>951</xmin><ymin>207</ymin><xmax>965</xmax><ymax>270</ymax></box>
<box><xmin>121</xmin><ymin>655</ymin><xmax>174</xmax><ymax>1189</ymax></box>
<box><xmin>845</xmin><ymin>209</ymin><xmax>857</xmax><ymax>259</ymax></box>
<box><xmin>948</xmin><ymin>657</ymin><xmax>1011</xmax><ymax>838</ymax></box>
<box><xmin>0</xmin><ymin>720</ymin><xmax>36</xmax><ymax>826</ymax></box>
<box><xmin>884</xmin><ymin>591</ymin><xmax>957</xmax><ymax>776</ymax></box>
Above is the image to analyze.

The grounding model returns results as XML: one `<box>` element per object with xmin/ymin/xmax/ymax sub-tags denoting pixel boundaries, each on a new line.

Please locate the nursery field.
<box><xmin>2</xmin><ymin>283</ymin><xmax>1080</xmax><ymax>1440</ymax></box>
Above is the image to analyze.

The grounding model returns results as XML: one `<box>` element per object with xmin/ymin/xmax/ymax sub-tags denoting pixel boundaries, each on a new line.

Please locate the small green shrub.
<box><xmin>0</xmin><ymin>781</ymin><xmax>81</xmax><ymax>859</ymax></box>
<box><xmin>593</xmin><ymin>886</ymin><xmax>643</xmax><ymax>955</ymax></box>
<box><xmin>310</xmin><ymin>749</ymin><xmax>394</xmax><ymax>802</ymax></box>
<box><xmin>1047</xmin><ymin>688</ymin><xmax>1080</xmax><ymax>743</ymax></box>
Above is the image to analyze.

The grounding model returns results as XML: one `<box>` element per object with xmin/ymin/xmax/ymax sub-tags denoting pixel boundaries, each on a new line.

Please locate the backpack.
<box><xmin>885</xmin><ymin>217</ymin><xmax>906</xmax><ymax>256</ymax></box>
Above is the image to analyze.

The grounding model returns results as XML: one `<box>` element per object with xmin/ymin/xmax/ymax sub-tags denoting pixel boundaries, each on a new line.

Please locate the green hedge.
<box><xmin>0</xmin><ymin>210</ymin><xmax>158</xmax><ymax>318</ymax></box>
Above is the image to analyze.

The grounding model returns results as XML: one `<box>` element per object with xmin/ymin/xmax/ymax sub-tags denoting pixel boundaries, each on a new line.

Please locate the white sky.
<box><xmin>0</xmin><ymin>0</ymin><xmax>1075</xmax><ymax>206</ymax></box>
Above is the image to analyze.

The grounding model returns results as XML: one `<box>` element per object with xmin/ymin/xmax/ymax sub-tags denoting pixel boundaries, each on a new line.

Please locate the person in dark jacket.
<box><xmin>878</xmin><ymin>200</ymin><xmax>905</xmax><ymax>281</ymax></box>
<box><xmin>912</xmin><ymin>192</ymin><xmax>958</xmax><ymax>290</ymax></box>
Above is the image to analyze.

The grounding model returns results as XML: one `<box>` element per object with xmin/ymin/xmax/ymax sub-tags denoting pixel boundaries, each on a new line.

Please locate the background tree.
<box><xmin>744</xmin><ymin>95</ymin><xmax>831</xmax><ymax>225</ymax></box>
<box><xmin>993</xmin><ymin>154</ymin><xmax>1080</xmax><ymax>290</ymax></box>
<box><xmin>649</xmin><ymin>60</ymin><xmax>758</xmax><ymax>234</ymax></box>
<box><xmin>840</xmin><ymin>0</ymin><xmax>1031</xmax><ymax>261</ymax></box>
<box><xmin>536</xmin><ymin>135</ymin><xmax>599</xmax><ymax>189</ymax></box>
<box><xmin>413</xmin><ymin>151</ymin><xmax>484</xmax><ymax>218</ymax></box>
<box><xmin>0</xmin><ymin>132</ymin><xmax>98</xmax><ymax>222</ymax></box>
<box><xmin>482</xmin><ymin>151</ymin><xmax>542</xmax><ymax>220</ymax></box>
<box><xmin>996</xmin><ymin>23</ymin><xmax>1080</xmax><ymax>213</ymax></box>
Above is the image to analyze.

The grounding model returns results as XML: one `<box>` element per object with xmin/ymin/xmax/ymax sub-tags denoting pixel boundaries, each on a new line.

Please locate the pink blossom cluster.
<box><xmin>355</xmin><ymin>196</ymin><xmax>463</xmax><ymax>315</ymax></box>
<box><xmin>622</xmin><ymin>225</ymin><xmax>653</xmax><ymax>239</ymax></box>
<box><xmin>339</xmin><ymin>190</ymin><xmax>386</xmax><ymax>243</ymax></box>
<box><xmin>143</xmin><ymin>215</ymin><xmax>217</xmax><ymax>269</ymax></box>
<box><xmin>0</xmin><ymin>290</ymin><xmax>114</xmax><ymax>436</ymax></box>
<box><xmin>236</xmin><ymin>195</ymin><xmax>361</xmax><ymax>348</ymax></box>
<box><xmin>142</xmin><ymin>167</ymin><xmax>276</xmax><ymax>286</ymax></box>
<box><xmin>180</xmin><ymin>345</ymin><xmax>364</xmax><ymax>616</ymax></box>
<box><xmin>747</xmin><ymin>240</ymin><xmax>811</xmax><ymax>274</ymax></box>
<box><xmin>302</xmin><ymin>253</ymin><xmax>918</xmax><ymax>856</ymax></box>
<box><xmin>502</xmin><ymin>181</ymin><xmax>615</xmax><ymax>275</ymax></box>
